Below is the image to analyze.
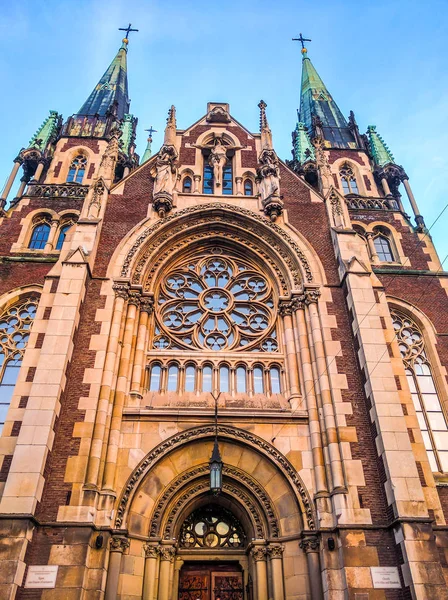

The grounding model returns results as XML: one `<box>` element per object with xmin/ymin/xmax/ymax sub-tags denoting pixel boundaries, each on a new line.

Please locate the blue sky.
<box><xmin>1</xmin><ymin>0</ymin><xmax>447</xmax><ymax>264</ymax></box>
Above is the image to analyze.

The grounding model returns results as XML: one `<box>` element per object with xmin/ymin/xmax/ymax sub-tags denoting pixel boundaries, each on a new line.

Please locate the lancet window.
<box><xmin>29</xmin><ymin>218</ymin><xmax>51</xmax><ymax>250</ymax></box>
<box><xmin>374</xmin><ymin>234</ymin><xmax>394</xmax><ymax>262</ymax></box>
<box><xmin>340</xmin><ymin>163</ymin><xmax>359</xmax><ymax>195</ymax></box>
<box><xmin>0</xmin><ymin>297</ymin><xmax>38</xmax><ymax>434</ymax></box>
<box><xmin>392</xmin><ymin>309</ymin><xmax>448</xmax><ymax>472</ymax></box>
<box><xmin>182</xmin><ymin>176</ymin><xmax>192</xmax><ymax>193</ymax></box>
<box><xmin>244</xmin><ymin>179</ymin><xmax>253</xmax><ymax>196</ymax></box>
<box><xmin>66</xmin><ymin>154</ymin><xmax>87</xmax><ymax>184</ymax></box>
<box><xmin>180</xmin><ymin>506</ymin><xmax>246</xmax><ymax>549</ymax></box>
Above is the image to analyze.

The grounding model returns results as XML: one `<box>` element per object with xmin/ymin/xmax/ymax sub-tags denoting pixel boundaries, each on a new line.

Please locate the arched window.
<box><xmin>236</xmin><ymin>366</ymin><xmax>246</xmax><ymax>393</ymax></box>
<box><xmin>339</xmin><ymin>164</ymin><xmax>359</xmax><ymax>195</ymax></box>
<box><xmin>374</xmin><ymin>234</ymin><xmax>394</xmax><ymax>262</ymax></box>
<box><xmin>149</xmin><ymin>364</ymin><xmax>161</xmax><ymax>392</ymax></box>
<box><xmin>203</xmin><ymin>164</ymin><xmax>214</xmax><ymax>194</ymax></box>
<box><xmin>244</xmin><ymin>179</ymin><xmax>253</xmax><ymax>196</ymax></box>
<box><xmin>182</xmin><ymin>176</ymin><xmax>192</xmax><ymax>193</ymax></box>
<box><xmin>219</xmin><ymin>365</ymin><xmax>230</xmax><ymax>393</ymax></box>
<box><xmin>180</xmin><ymin>505</ymin><xmax>246</xmax><ymax>549</ymax></box>
<box><xmin>185</xmin><ymin>364</ymin><xmax>196</xmax><ymax>392</ymax></box>
<box><xmin>0</xmin><ymin>297</ymin><xmax>38</xmax><ymax>434</ymax></box>
<box><xmin>167</xmin><ymin>364</ymin><xmax>179</xmax><ymax>392</ymax></box>
<box><xmin>67</xmin><ymin>154</ymin><xmax>87</xmax><ymax>184</ymax></box>
<box><xmin>202</xmin><ymin>365</ymin><xmax>213</xmax><ymax>393</ymax></box>
<box><xmin>55</xmin><ymin>223</ymin><xmax>71</xmax><ymax>250</ymax></box>
<box><xmin>392</xmin><ymin>309</ymin><xmax>448</xmax><ymax>472</ymax></box>
<box><xmin>29</xmin><ymin>220</ymin><xmax>51</xmax><ymax>250</ymax></box>
<box><xmin>269</xmin><ymin>366</ymin><xmax>281</xmax><ymax>394</ymax></box>
<box><xmin>222</xmin><ymin>162</ymin><xmax>233</xmax><ymax>195</ymax></box>
<box><xmin>253</xmin><ymin>366</ymin><xmax>264</xmax><ymax>394</ymax></box>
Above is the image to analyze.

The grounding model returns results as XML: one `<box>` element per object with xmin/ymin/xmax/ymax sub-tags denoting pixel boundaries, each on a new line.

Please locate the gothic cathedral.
<box><xmin>0</xmin><ymin>31</ymin><xmax>447</xmax><ymax>600</ymax></box>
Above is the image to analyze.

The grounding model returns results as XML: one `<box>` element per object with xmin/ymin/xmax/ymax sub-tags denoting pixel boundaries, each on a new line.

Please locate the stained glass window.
<box><xmin>222</xmin><ymin>163</ymin><xmax>233</xmax><ymax>195</ymax></box>
<box><xmin>0</xmin><ymin>297</ymin><xmax>38</xmax><ymax>434</ymax></box>
<box><xmin>203</xmin><ymin>164</ymin><xmax>214</xmax><ymax>194</ymax></box>
<box><xmin>392</xmin><ymin>309</ymin><xmax>448</xmax><ymax>472</ymax></box>
<box><xmin>180</xmin><ymin>506</ymin><xmax>246</xmax><ymax>549</ymax></box>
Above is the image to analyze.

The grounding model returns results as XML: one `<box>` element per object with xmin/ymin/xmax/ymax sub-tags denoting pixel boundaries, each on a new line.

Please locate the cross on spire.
<box><xmin>119</xmin><ymin>23</ymin><xmax>139</xmax><ymax>40</ymax></box>
<box><xmin>145</xmin><ymin>126</ymin><xmax>157</xmax><ymax>138</ymax></box>
<box><xmin>292</xmin><ymin>33</ymin><xmax>311</xmax><ymax>49</ymax></box>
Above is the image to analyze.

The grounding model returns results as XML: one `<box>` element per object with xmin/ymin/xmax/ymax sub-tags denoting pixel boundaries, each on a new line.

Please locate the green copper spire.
<box><xmin>293</xmin><ymin>122</ymin><xmax>315</xmax><ymax>163</ymax></box>
<box><xmin>77</xmin><ymin>40</ymin><xmax>130</xmax><ymax>120</ymax></box>
<box><xmin>141</xmin><ymin>126</ymin><xmax>157</xmax><ymax>163</ymax></box>
<box><xmin>367</xmin><ymin>125</ymin><xmax>395</xmax><ymax>167</ymax></box>
<box><xmin>120</xmin><ymin>113</ymin><xmax>136</xmax><ymax>156</ymax></box>
<box><xmin>298</xmin><ymin>48</ymin><xmax>355</xmax><ymax>148</ymax></box>
<box><xmin>28</xmin><ymin>110</ymin><xmax>61</xmax><ymax>151</ymax></box>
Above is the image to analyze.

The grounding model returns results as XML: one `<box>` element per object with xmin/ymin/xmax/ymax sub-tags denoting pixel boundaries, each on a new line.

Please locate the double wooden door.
<box><xmin>178</xmin><ymin>563</ymin><xmax>244</xmax><ymax>600</ymax></box>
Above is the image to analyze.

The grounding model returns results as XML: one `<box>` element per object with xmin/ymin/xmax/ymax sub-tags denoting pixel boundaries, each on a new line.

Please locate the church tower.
<box><xmin>0</xmin><ymin>28</ymin><xmax>447</xmax><ymax>600</ymax></box>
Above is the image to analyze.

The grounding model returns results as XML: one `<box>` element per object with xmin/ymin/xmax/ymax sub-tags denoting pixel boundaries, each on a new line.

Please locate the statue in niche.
<box><xmin>258</xmin><ymin>149</ymin><xmax>280</xmax><ymax>202</ymax></box>
<box><xmin>209</xmin><ymin>137</ymin><xmax>228</xmax><ymax>187</ymax></box>
<box><xmin>154</xmin><ymin>145</ymin><xmax>178</xmax><ymax>196</ymax></box>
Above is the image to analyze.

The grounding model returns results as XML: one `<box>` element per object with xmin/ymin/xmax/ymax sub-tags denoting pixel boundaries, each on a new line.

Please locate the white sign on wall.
<box><xmin>24</xmin><ymin>565</ymin><xmax>58</xmax><ymax>589</ymax></box>
<box><xmin>371</xmin><ymin>567</ymin><xmax>401</xmax><ymax>589</ymax></box>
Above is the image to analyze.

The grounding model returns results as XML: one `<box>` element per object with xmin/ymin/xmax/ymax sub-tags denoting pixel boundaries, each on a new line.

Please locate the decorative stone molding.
<box><xmin>127</xmin><ymin>289</ymin><xmax>142</xmax><ymax>307</ymax></box>
<box><xmin>110</xmin><ymin>536</ymin><xmax>130</xmax><ymax>553</ymax></box>
<box><xmin>113</xmin><ymin>282</ymin><xmax>130</xmax><ymax>300</ymax></box>
<box><xmin>153</xmin><ymin>191</ymin><xmax>174</xmax><ymax>218</ymax></box>
<box><xmin>299</xmin><ymin>536</ymin><xmax>320</xmax><ymax>554</ymax></box>
<box><xmin>304</xmin><ymin>288</ymin><xmax>321</xmax><ymax>305</ymax></box>
<box><xmin>143</xmin><ymin>544</ymin><xmax>160</xmax><ymax>559</ymax></box>
<box><xmin>250</xmin><ymin>546</ymin><xmax>268</xmax><ymax>561</ymax></box>
<box><xmin>267</xmin><ymin>544</ymin><xmax>285</xmax><ymax>559</ymax></box>
<box><xmin>115</xmin><ymin>424</ymin><xmax>315</xmax><ymax>531</ymax></box>
<box><xmin>159</xmin><ymin>546</ymin><xmax>176</xmax><ymax>562</ymax></box>
<box><xmin>206</xmin><ymin>105</ymin><xmax>231</xmax><ymax>123</ymax></box>
<box><xmin>120</xmin><ymin>203</ymin><xmax>313</xmax><ymax>284</ymax></box>
<box><xmin>140</xmin><ymin>296</ymin><xmax>154</xmax><ymax>314</ymax></box>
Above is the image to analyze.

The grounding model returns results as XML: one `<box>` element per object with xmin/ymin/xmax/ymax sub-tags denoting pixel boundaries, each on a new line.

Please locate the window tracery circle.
<box><xmin>153</xmin><ymin>248</ymin><xmax>278</xmax><ymax>352</ymax></box>
<box><xmin>179</xmin><ymin>506</ymin><xmax>246</xmax><ymax>549</ymax></box>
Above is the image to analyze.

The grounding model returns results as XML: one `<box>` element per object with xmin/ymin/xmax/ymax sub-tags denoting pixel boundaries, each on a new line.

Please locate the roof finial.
<box><xmin>163</xmin><ymin>106</ymin><xmax>177</xmax><ymax>146</ymax></box>
<box><xmin>118</xmin><ymin>23</ymin><xmax>139</xmax><ymax>47</ymax></box>
<box><xmin>258</xmin><ymin>99</ymin><xmax>267</xmax><ymax>131</ymax></box>
<box><xmin>142</xmin><ymin>126</ymin><xmax>157</xmax><ymax>163</ymax></box>
<box><xmin>292</xmin><ymin>32</ymin><xmax>311</xmax><ymax>56</ymax></box>
<box><xmin>258</xmin><ymin>100</ymin><xmax>273</xmax><ymax>150</ymax></box>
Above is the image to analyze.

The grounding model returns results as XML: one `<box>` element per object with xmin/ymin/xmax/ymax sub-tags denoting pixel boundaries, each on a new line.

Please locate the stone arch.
<box><xmin>116</xmin><ymin>424</ymin><xmax>315</xmax><ymax>534</ymax></box>
<box><xmin>110</xmin><ymin>203</ymin><xmax>324</xmax><ymax>292</ymax></box>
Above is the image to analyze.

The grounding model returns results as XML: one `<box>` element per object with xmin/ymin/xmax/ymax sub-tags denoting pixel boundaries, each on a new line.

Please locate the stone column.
<box><xmin>300</xmin><ymin>536</ymin><xmax>323</xmax><ymax>600</ymax></box>
<box><xmin>103</xmin><ymin>288</ymin><xmax>141</xmax><ymax>491</ymax></box>
<box><xmin>235</xmin><ymin>176</ymin><xmax>243</xmax><ymax>195</ymax></box>
<box><xmin>305</xmin><ymin>288</ymin><xmax>345</xmax><ymax>493</ymax></box>
<box><xmin>402</xmin><ymin>177</ymin><xmax>425</xmax><ymax>227</ymax></box>
<box><xmin>85</xmin><ymin>283</ymin><xmax>129</xmax><ymax>489</ymax></box>
<box><xmin>15</xmin><ymin>176</ymin><xmax>29</xmax><ymax>199</ymax></box>
<box><xmin>193</xmin><ymin>174</ymin><xmax>201</xmax><ymax>194</ymax></box>
<box><xmin>32</xmin><ymin>160</ymin><xmax>46</xmax><ymax>183</ymax></box>
<box><xmin>294</xmin><ymin>303</ymin><xmax>328</xmax><ymax>497</ymax></box>
<box><xmin>123</xmin><ymin>166</ymin><xmax>130</xmax><ymax>178</ymax></box>
<box><xmin>143</xmin><ymin>544</ymin><xmax>160</xmax><ymax>600</ymax></box>
<box><xmin>44</xmin><ymin>218</ymin><xmax>60</xmax><ymax>252</ymax></box>
<box><xmin>171</xmin><ymin>556</ymin><xmax>184</xmax><ymax>600</ymax></box>
<box><xmin>381</xmin><ymin>176</ymin><xmax>392</xmax><ymax>197</ymax></box>
<box><xmin>251</xmin><ymin>546</ymin><xmax>268</xmax><ymax>600</ymax></box>
<box><xmin>130</xmin><ymin>297</ymin><xmax>153</xmax><ymax>396</ymax></box>
<box><xmin>365</xmin><ymin>232</ymin><xmax>379</xmax><ymax>263</ymax></box>
<box><xmin>105</xmin><ymin>536</ymin><xmax>130</xmax><ymax>600</ymax></box>
<box><xmin>0</xmin><ymin>159</ymin><xmax>22</xmax><ymax>207</ymax></box>
<box><xmin>157</xmin><ymin>546</ymin><xmax>176</xmax><ymax>600</ymax></box>
<box><xmin>279</xmin><ymin>301</ymin><xmax>301</xmax><ymax>405</ymax></box>
<box><xmin>267</xmin><ymin>544</ymin><xmax>285</xmax><ymax>600</ymax></box>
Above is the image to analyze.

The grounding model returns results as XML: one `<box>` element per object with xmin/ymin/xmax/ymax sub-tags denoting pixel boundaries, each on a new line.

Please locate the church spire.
<box><xmin>77</xmin><ymin>38</ymin><xmax>130</xmax><ymax>120</ymax></box>
<box><xmin>367</xmin><ymin>125</ymin><xmax>395</xmax><ymax>167</ymax></box>
<box><xmin>295</xmin><ymin>38</ymin><xmax>355</xmax><ymax>149</ymax></box>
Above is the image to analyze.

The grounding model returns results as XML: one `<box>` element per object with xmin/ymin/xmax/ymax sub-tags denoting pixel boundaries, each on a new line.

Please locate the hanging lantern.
<box><xmin>209</xmin><ymin>437</ymin><xmax>223</xmax><ymax>494</ymax></box>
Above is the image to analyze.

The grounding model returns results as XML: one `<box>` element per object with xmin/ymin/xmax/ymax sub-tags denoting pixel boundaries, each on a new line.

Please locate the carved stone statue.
<box><xmin>209</xmin><ymin>137</ymin><xmax>228</xmax><ymax>187</ymax></box>
<box><xmin>154</xmin><ymin>145</ymin><xmax>178</xmax><ymax>196</ymax></box>
<box><xmin>258</xmin><ymin>150</ymin><xmax>280</xmax><ymax>201</ymax></box>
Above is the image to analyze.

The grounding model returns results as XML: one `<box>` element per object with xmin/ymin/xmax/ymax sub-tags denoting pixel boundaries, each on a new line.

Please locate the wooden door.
<box><xmin>179</xmin><ymin>566</ymin><xmax>243</xmax><ymax>600</ymax></box>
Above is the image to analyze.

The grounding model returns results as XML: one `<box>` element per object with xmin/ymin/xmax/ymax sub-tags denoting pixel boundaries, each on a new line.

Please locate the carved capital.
<box><xmin>267</xmin><ymin>544</ymin><xmax>285</xmax><ymax>559</ymax></box>
<box><xmin>110</xmin><ymin>536</ymin><xmax>130</xmax><ymax>553</ymax></box>
<box><xmin>159</xmin><ymin>545</ymin><xmax>176</xmax><ymax>562</ymax></box>
<box><xmin>153</xmin><ymin>191</ymin><xmax>174</xmax><ymax>219</ymax></box>
<box><xmin>143</xmin><ymin>544</ymin><xmax>160</xmax><ymax>559</ymax></box>
<box><xmin>278</xmin><ymin>300</ymin><xmax>294</xmax><ymax>317</ymax></box>
<box><xmin>140</xmin><ymin>296</ymin><xmax>154</xmax><ymax>314</ymax></box>
<box><xmin>128</xmin><ymin>289</ymin><xmax>142</xmax><ymax>306</ymax></box>
<box><xmin>299</xmin><ymin>536</ymin><xmax>319</xmax><ymax>554</ymax></box>
<box><xmin>250</xmin><ymin>546</ymin><xmax>267</xmax><ymax>561</ymax></box>
<box><xmin>304</xmin><ymin>288</ymin><xmax>321</xmax><ymax>305</ymax></box>
<box><xmin>113</xmin><ymin>282</ymin><xmax>130</xmax><ymax>300</ymax></box>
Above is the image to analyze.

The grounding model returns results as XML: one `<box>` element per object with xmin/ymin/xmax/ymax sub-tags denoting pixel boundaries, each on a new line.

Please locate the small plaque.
<box><xmin>371</xmin><ymin>567</ymin><xmax>401</xmax><ymax>589</ymax></box>
<box><xmin>24</xmin><ymin>565</ymin><xmax>58</xmax><ymax>589</ymax></box>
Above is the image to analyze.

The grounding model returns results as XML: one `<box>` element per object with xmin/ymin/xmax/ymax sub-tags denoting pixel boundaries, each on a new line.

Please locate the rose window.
<box><xmin>180</xmin><ymin>506</ymin><xmax>246</xmax><ymax>549</ymax></box>
<box><xmin>153</xmin><ymin>251</ymin><xmax>278</xmax><ymax>352</ymax></box>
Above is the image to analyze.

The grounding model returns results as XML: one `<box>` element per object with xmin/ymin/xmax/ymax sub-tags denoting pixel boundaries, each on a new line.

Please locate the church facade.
<box><xmin>0</xmin><ymin>32</ymin><xmax>448</xmax><ymax>600</ymax></box>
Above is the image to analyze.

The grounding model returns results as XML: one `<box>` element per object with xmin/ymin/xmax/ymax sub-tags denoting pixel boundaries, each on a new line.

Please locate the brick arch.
<box><xmin>115</xmin><ymin>424</ymin><xmax>315</xmax><ymax>533</ymax></box>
